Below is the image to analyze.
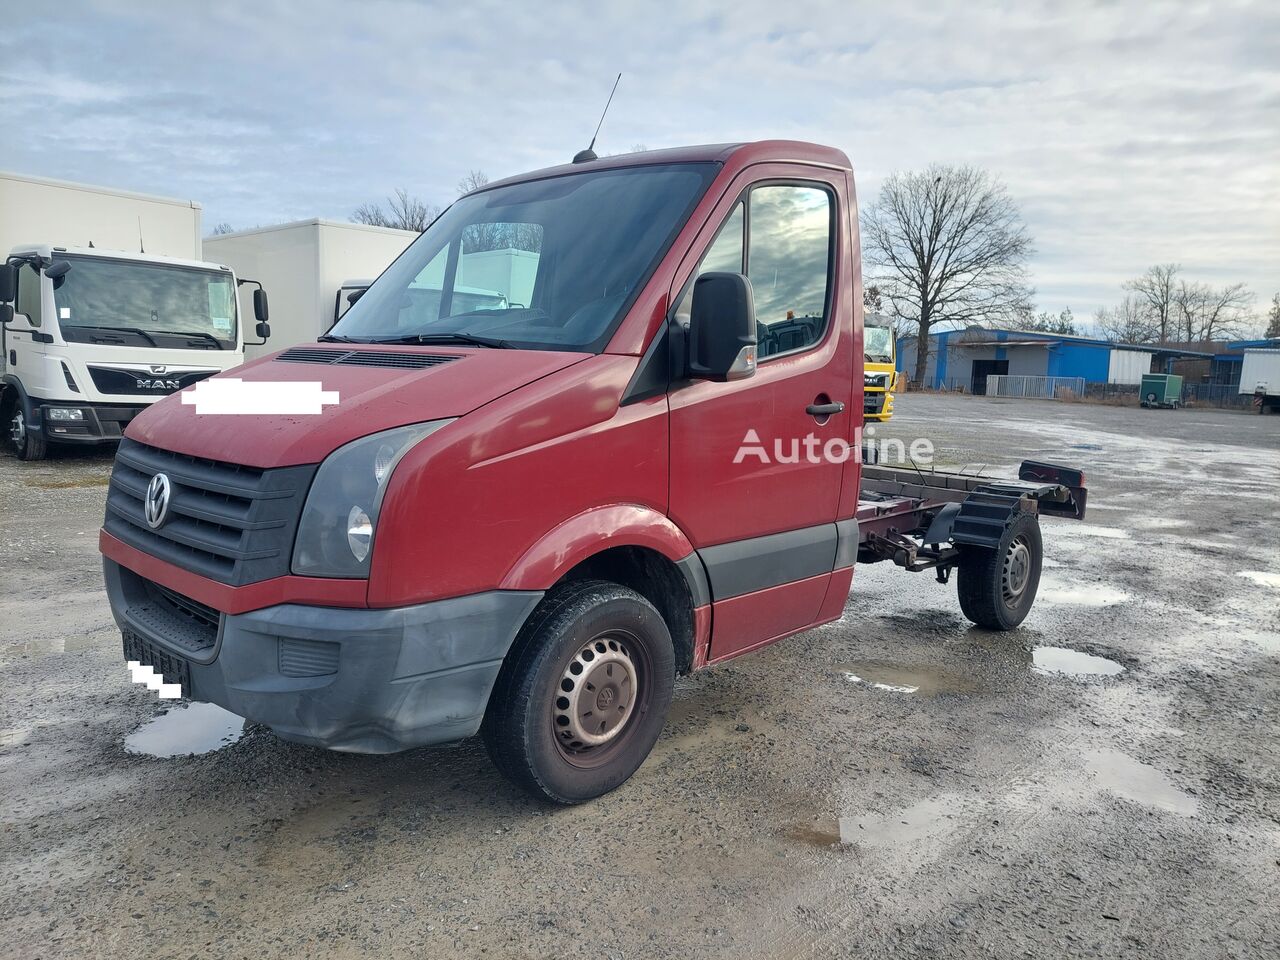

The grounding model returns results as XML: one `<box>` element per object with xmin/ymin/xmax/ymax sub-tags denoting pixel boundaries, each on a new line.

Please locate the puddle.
<box><xmin>1238</xmin><ymin>571</ymin><xmax>1280</xmax><ymax>589</ymax></box>
<box><xmin>1038</xmin><ymin>582</ymin><xmax>1130</xmax><ymax>606</ymax></box>
<box><xmin>1054</xmin><ymin>523</ymin><xmax>1131</xmax><ymax>540</ymax></box>
<box><xmin>840</xmin><ymin>793</ymin><xmax>971</xmax><ymax>848</ymax></box>
<box><xmin>1032</xmin><ymin>647</ymin><xmax>1125</xmax><ymax>678</ymax></box>
<box><xmin>24</xmin><ymin>475</ymin><xmax>111</xmax><ymax>489</ymax></box>
<box><xmin>14</xmin><ymin>635</ymin><xmax>98</xmax><ymax>656</ymax></box>
<box><xmin>785</xmin><ymin>820</ymin><xmax>844</xmax><ymax>847</ymax></box>
<box><xmin>1084</xmin><ymin>748</ymin><xmax>1197</xmax><ymax>817</ymax></box>
<box><xmin>836</xmin><ymin>661</ymin><xmax>976</xmax><ymax>696</ymax></box>
<box><xmin>124</xmin><ymin>702</ymin><xmax>245</xmax><ymax>758</ymax></box>
<box><xmin>786</xmin><ymin>793</ymin><xmax>972</xmax><ymax>849</ymax></box>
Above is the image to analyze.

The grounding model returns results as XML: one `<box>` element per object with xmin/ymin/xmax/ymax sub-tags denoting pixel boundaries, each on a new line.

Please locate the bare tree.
<box><xmin>457</xmin><ymin>170</ymin><xmax>489</xmax><ymax>195</ymax></box>
<box><xmin>1094</xmin><ymin>295</ymin><xmax>1157</xmax><ymax>344</ymax></box>
<box><xmin>1025</xmin><ymin>307</ymin><xmax>1076</xmax><ymax>335</ymax></box>
<box><xmin>861</xmin><ymin>165</ymin><xmax>1034</xmax><ymax>384</ymax></box>
<box><xmin>455</xmin><ymin>169</ymin><xmax>541</xmax><ymax>253</ymax></box>
<box><xmin>208</xmin><ymin>222</ymin><xmax>235</xmax><ymax>236</ymax></box>
<box><xmin>1124</xmin><ymin>264</ymin><xmax>1180</xmax><ymax>343</ymax></box>
<box><xmin>862</xmin><ymin>285</ymin><xmax>883</xmax><ymax>313</ymax></box>
<box><xmin>351</xmin><ymin>188</ymin><xmax>441</xmax><ymax>232</ymax></box>
<box><xmin>1196</xmin><ymin>282</ymin><xmax>1254</xmax><ymax>341</ymax></box>
<box><xmin>1267</xmin><ymin>293</ymin><xmax>1280</xmax><ymax>339</ymax></box>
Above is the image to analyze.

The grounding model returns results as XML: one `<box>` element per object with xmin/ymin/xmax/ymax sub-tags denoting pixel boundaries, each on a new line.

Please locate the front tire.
<box><xmin>956</xmin><ymin>512</ymin><xmax>1042</xmax><ymax>630</ymax></box>
<box><xmin>482</xmin><ymin>580</ymin><xmax>675</xmax><ymax>804</ymax></box>
<box><xmin>7</xmin><ymin>401</ymin><xmax>47</xmax><ymax>461</ymax></box>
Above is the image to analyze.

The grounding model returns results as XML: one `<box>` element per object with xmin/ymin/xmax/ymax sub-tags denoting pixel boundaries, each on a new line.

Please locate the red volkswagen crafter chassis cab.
<box><xmin>100</xmin><ymin>142</ymin><xmax>1087</xmax><ymax>803</ymax></box>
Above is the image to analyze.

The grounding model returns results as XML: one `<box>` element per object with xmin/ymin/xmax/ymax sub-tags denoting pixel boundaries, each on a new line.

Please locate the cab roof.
<box><xmin>477</xmin><ymin>140</ymin><xmax>853</xmax><ymax>194</ymax></box>
<box><xmin>7</xmin><ymin>244</ymin><xmax>233</xmax><ymax>274</ymax></box>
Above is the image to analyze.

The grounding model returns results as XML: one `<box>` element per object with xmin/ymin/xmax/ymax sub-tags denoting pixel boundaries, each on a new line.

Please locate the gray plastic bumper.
<box><xmin>104</xmin><ymin>560</ymin><xmax>542</xmax><ymax>753</ymax></box>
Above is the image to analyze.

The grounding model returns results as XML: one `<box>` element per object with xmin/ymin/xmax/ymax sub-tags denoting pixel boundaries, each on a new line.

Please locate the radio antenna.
<box><xmin>573</xmin><ymin>73</ymin><xmax>622</xmax><ymax>164</ymax></box>
<box><xmin>138</xmin><ymin>216</ymin><xmax>145</xmax><ymax>254</ymax></box>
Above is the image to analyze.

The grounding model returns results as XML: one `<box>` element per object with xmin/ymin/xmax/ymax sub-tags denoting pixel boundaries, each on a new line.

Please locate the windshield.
<box><xmin>54</xmin><ymin>255</ymin><xmax>237</xmax><ymax>349</ymax></box>
<box><xmin>328</xmin><ymin>162</ymin><xmax>719</xmax><ymax>352</ymax></box>
<box><xmin>865</xmin><ymin>325</ymin><xmax>894</xmax><ymax>363</ymax></box>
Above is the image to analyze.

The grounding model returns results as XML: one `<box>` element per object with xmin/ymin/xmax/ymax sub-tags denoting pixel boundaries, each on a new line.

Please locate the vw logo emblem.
<box><xmin>144</xmin><ymin>473</ymin><xmax>172</xmax><ymax>529</ymax></box>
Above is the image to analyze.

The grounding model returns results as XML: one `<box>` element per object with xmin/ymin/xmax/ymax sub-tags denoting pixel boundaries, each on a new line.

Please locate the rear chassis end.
<box><xmin>855</xmin><ymin>458</ymin><xmax>1087</xmax><ymax>572</ymax></box>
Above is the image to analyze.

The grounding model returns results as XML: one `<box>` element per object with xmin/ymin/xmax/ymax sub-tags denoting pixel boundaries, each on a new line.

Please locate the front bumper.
<box><xmin>864</xmin><ymin>389</ymin><xmax>893</xmax><ymax>420</ymax></box>
<box><xmin>104</xmin><ymin>559</ymin><xmax>542</xmax><ymax>753</ymax></box>
<box><xmin>34</xmin><ymin>401</ymin><xmax>146</xmax><ymax>444</ymax></box>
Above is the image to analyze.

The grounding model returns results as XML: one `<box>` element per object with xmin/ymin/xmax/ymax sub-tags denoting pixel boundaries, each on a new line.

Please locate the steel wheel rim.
<box><xmin>1002</xmin><ymin>536</ymin><xmax>1032</xmax><ymax>605</ymax></box>
<box><xmin>552</xmin><ymin>631</ymin><xmax>648</xmax><ymax>766</ymax></box>
<box><xmin>9</xmin><ymin>409</ymin><xmax>25</xmax><ymax>447</ymax></box>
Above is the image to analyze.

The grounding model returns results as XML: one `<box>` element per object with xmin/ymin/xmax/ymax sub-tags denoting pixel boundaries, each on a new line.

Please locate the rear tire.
<box><xmin>7</xmin><ymin>401</ymin><xmax>47</xmax><ymax>461</ymax></box>
<box><xmin>482</xmin><ymin>579</ymin><xmax>675</xmax><ymax>804</ymax></box>
<box><xmin>957</xmin><ymin>512</ymin><xmax>1042</xmax><ymax>630</ymax></box>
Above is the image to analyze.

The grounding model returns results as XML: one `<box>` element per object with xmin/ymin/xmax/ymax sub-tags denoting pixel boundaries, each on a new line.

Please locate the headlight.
<box><xmin>45</xmin><ymin>407</ymin><xmax>85</xmax><ymax>421</ymax></box>
<box><xmin>291</xmin><ymin>420</ymin><xmax>453</xmax><ymax>577</ymax></box>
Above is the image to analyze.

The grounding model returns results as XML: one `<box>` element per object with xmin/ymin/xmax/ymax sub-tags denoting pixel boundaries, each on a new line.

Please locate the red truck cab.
<box><xmin>101</xmin><ymin>141</ymin><xmax>1082</xmax><ymax>803</ymax></box>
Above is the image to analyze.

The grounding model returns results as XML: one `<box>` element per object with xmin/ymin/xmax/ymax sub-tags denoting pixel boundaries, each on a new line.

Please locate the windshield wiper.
<box><xmin>375</xmin><ymin>332</ymin><xmax>512</xmax><ymax>349</ymax></box>
<box><xmin>153</xmin><ymin>330</ymin><xmax>224</xmax><ymax>349</ymax></box>
<box><xmin>63</xmin><ymin>324</ymin><xmax>158</xmax><ymax>347</ymax></box>
<box><xmin>318</xmin><ymin>334</ymin><xmax>361</xmax><ymax>343</ymax></box>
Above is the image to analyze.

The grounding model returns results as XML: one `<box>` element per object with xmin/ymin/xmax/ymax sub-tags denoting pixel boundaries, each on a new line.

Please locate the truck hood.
<box><xmin>125</xmin><ymin>346</ymin><xmax>590</xmax><ymax>467</ymax></box>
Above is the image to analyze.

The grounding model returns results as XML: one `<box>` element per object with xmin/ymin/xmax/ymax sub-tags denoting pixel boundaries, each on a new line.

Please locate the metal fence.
<box><xmin>1084</xmin><ymin>381</ymin><xmax>1253</xmax><ymax>409</ymax></box>
<box><xmin>985</xmin><ymin>375</ymin><xmax>1086</xmax><ymax>400</ymax></box>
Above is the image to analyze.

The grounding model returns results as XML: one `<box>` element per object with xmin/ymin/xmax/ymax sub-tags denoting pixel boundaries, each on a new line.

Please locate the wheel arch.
<box><xmin>499</xmin><ymin>505</ymin><xmax>707</xmax><ymax>674</ymax></box>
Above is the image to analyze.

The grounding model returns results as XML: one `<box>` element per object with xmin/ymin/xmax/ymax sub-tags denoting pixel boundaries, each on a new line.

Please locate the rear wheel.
<box><xmin>7</xmin><ymin>401</ymin><xmax>47</xmax><ymax>461</ymax></box>
<box><xmin>956</xmin><ymin>512</ymin><xmax>1042</xmax><ymax>630</ymax></box>
<box><xmin>482</xmin><ymin>580</ymin><xmax>675</xmax><ymax>804</ymax></box>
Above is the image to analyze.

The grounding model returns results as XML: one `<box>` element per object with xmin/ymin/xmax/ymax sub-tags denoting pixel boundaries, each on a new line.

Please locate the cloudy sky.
<box><xmin>2</xmin><ymin>0</ymin><xmax>1277</xmax><ymax>325</ymax></box>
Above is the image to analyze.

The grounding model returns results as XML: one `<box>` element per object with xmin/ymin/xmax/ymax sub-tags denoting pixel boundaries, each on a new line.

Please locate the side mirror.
<box><xmin>347</xmin><ymin>288</ymin><xmax>366</xmax><ymax>305</ymax></box>
<box><xmin>255</xmin><ymin>320</ymin><xmax>271</xmax><ymax>341</ymax></box>
<box><xmin>687</xmin><ymin>272</ymin><xmax>757</xmax><ymax>382</ymax></box>
<box><xmin>253</xmin><ymin>288</ymin><xmax>269</xmax><ymax>323</ymax></box>
<box><xmin>0</xmin><ymin>262</ymin><xmax>16</xmax><ymax>303</ymax></box>
<box><xmin>0</xmin><ymin>304</ymin><xmax>12</xmax><ymax>324</ymax></box>
<box><xmin>44</xmin><ymin>260</ymin><xmax>72</xmax><ymax>280</ymax></box>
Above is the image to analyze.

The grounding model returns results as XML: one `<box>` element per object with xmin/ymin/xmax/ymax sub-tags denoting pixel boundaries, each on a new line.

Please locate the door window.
<box><xmin>747</xmin><ymin>185</ymin><xmax>832</xmax><ymax>358</ymax></box>
<box><xmin>675</xmin><ymin>203</ymin><xmax>744</xmax><ymax>324</ymax></box>
<box><xmin>16</xmin><ymin>264</ymin><xmax>41</xmax><ymax>326</ymax></box>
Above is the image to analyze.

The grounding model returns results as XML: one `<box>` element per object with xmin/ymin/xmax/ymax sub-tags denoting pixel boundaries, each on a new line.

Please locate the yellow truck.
<box><xmin>863</xmin><ymin>314</ymin><xmax>902</xmax><ymax>422</ymax></box>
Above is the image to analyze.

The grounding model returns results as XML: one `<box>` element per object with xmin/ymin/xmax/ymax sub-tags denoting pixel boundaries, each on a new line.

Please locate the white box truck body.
<box><xmin>1239</xmin><ymin>348</ymin><xmax>1280</xmax><ymax>414</ymax></box>
<box><xmin>204</xmin><ymin>220</ymin><xmax>417</xmax><ymax>360</ymax></box>
<box><xmin>0</xmin><ymin>172</ymin><xmax>263</xmax><ymax>460</ymax></box>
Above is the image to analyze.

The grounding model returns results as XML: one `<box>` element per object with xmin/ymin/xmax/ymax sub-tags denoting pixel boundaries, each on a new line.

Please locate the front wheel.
<box><xmin>7</xmin><ymin>402</ymin><xmax>47</xmax><ymax>461</ymax></box>
<box><xmin>482</xmin><ymin>580</ymin><xmax>675</xmax><ymax>804</ymax></box>
<box><xmin>956</xmin><ymin>512</ymin><xmax>1042</xmax><ymax>630</ymax></box>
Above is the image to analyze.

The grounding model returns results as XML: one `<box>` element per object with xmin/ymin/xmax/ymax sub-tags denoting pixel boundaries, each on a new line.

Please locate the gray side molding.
<box><xmin>675</xmin><ymin>552</ymin><xmax>711</xmax><ymax>608</ymax></box>
<box><xmin>834</xmin><ymin>518</ymin><xmax>860</xmax><ymax>568</ymax></box>
<box><xmin>699</xmin><ymin>523</ymin><xmax>838</xmax><ymax>601</ymax></box>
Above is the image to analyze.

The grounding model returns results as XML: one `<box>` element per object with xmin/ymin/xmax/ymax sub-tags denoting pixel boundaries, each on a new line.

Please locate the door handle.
<box><xmin>806</xmin><ymin>401</ymin><xmax>845</xmax><ymax>416</ymax></box>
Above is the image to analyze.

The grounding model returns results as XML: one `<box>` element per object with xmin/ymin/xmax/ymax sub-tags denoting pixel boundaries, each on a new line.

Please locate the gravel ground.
<box><xmin>2</xmin><ymin>394</ymin><xmax>1278</xmax><ymax>959</ymax></box>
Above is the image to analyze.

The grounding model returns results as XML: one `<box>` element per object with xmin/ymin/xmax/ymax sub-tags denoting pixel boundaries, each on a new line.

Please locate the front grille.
<box><xmin>864</xmin><ymin>393</ymin><xmax>885</xmax><ymax>414</ymax></box>
<box><xmin>104</xmin><ymin>438</ymin><xmax>317</xmax><ymax>585</ymax></box>
<box><xmin>87</xmin><ymin>366</ymin><xmax>217</xmax><ymax>397</ymax></box>
<box><xmin>275</xmin><ymin>347</ymin><xmax>459</xmax><ymax>369</ymax></box>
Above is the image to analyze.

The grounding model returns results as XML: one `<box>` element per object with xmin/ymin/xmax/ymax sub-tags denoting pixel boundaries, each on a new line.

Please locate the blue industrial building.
<box><xmin>896</xmin><ymin>326</ymin><xmax>1209</xmax><ymax>394</ymax></box>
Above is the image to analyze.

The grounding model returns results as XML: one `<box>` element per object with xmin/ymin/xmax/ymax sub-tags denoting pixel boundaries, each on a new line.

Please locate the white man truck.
<box><xmin>0</xmin><ymin>172</ymin><xmax>270</xmax><ymax>459</ymax></box>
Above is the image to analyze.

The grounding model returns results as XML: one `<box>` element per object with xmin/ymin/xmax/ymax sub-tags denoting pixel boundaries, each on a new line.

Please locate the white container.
<box><xmin>204</xmin><ymin>219</ymin><xmax>417</xmax><ymax>359</ymax></box>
